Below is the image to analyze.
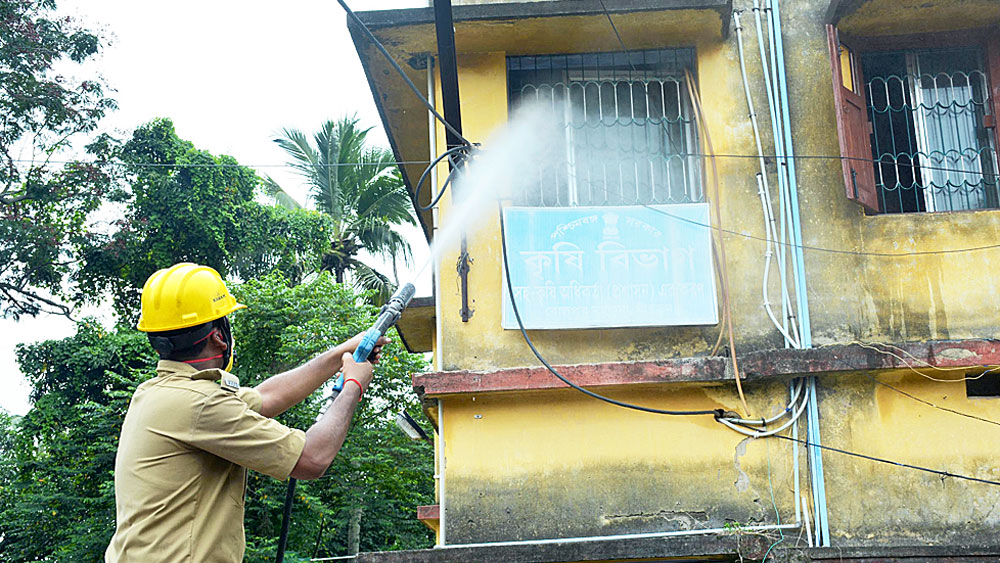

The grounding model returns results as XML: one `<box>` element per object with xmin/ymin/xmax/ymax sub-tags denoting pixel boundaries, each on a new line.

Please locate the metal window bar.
<box><xmin>508</xmin><ymin>49</ymin><xmax>702</xmax><ymax>207</ymax></box>
<box><xmin>862</xmin><ymin>47</ymin><xmax>1000</xmax><ymax>213</ymax></box>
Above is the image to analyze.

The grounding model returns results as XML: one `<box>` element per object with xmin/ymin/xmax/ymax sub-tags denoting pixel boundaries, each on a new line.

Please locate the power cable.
<box><xmin>840</xmin><ymin>341</ymin><xmax>1000</xmax><ymax>380</ymax></box>
<box><xmin>860</xmin><ymin>371</ymin><xmax>1000</xmax><ymax>428</ymax></box>
<box><xmin>638</xmin><ymin>203</ymin><xmax>1000</xmax><ymax>257</ymax></box>
<box><xmin>335</xmin><ymin>0</ymin><xmax>471</xmax><ymax>148</ymax></box>
<box><xmin>9</xmin><ymin>151</ymin><xmax>994</xmax><ymax>179</ymax></box>
<box><xmin>770</xmin><ymin>434</ymin><xmax>1000</xmax><ymax>487</ymax></box>
<box><xmin>498</xmin><ymin>201</ymin><xmax>721</xmax><ymax>417</ymax></box>
<box><xmin>596</xmin><ymin>0</ymin><xmax>637</xmax><ymax>75</ymax></box>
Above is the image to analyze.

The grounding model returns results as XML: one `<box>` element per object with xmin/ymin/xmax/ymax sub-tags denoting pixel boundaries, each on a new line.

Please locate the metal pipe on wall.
<box><xmin>768</xmin><ymin>0</ymin><xmax>830</xmax><ymax>545</ymax></box>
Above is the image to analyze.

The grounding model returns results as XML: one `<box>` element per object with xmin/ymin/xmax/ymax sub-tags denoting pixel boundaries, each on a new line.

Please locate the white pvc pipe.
<box><xmin>427</xmin><ymin>56</ymin><xmax>443</xmax><ymax>373</ymax></box>
<box><xmin>726</xmin><ymin>377</ymin><xmax>804</xmax><ymax>426</ymax></box>
<box><xmin>435</xmin><ymin>522</ymin><xmax>801</xmax><ymax>550</ymax></box>
<box><xmin>717</xmin><ymin>383</ymin><xmax>809</xmax><ymax>438</ymax></box>
<box><xmin>734</xmin><ymin>12</ymin><xmax>799</xmax><ymax>349</ymax></box>
<box><xmin>436</xmin><ymin>399</ymin><xmax>446</xmax><ymax>547</ymax></box>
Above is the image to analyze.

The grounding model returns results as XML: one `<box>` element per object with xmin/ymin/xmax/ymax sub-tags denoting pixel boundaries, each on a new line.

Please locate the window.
<box><xmin>864</xmin><ymin>48</ymin><xmax>999</xmax><ymax>213</ymax></box>
<box><xmin>967</xmin><ymin>370</ymin><xmax>1000</xmax><ymax>398</ymax></box>
<box><xmin>507</xmin><ymin>49</ymin><xmax>701</xmax><ymax>207</ymax></box>
<box><xmin>827</xmin><ymin>26</ymin><xmax>1000</xmax><ymax>214</ymax></box>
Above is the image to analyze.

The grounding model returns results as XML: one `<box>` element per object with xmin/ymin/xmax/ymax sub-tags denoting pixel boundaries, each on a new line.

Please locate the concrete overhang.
<box><xmin>413</xmin><ymin>338</ymin><xmax>1000</xmax><ymax>397</ymax></box>
<box><xmin>396</xmin><ymin>295</ymin><xmax>434</xmax><ymax>353</ymax></box>
<box><xmin>827</xmin><ymin>0</ymin><xmax>1000</xmax><ymax>37</ymax></box>
<box><xmin>348</xmin><ymin>0</ymin><xmax>734</xmax><ymax>242</ymax></box>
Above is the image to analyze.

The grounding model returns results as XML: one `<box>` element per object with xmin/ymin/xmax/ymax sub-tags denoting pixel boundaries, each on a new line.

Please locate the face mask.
<box><xmin>218</xmin><ymin>316</ymin><xmax>236</xmax><ymax>372</ymax></box>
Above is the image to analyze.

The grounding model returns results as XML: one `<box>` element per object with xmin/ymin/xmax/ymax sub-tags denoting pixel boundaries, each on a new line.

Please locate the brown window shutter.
<box><xmin>826</xmin><ymin>24</ymin><xmax>879</xmax><ymax>212</ymax></box>
<box><xmin>986</xmin><ymin>29</ymin><xmax>1000</xmax><ymax>153</ymax></box>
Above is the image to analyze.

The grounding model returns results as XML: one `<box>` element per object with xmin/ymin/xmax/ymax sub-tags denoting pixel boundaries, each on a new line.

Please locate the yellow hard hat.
<box><xmin>137</xmin><ymin>263</ymin><xmax>246</xmax><ymax>333</ymax></box>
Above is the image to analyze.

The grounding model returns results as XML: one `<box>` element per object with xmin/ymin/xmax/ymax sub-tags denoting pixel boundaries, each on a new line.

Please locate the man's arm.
<box><xmin>255</xmin><ymin>333</ymin><xmax>388</xmax><ymax>418</ymax></box>
<box><xmin>290</xmin><ymin>353</ymin><xmax>372</xmax><ymax>480</ymax></box>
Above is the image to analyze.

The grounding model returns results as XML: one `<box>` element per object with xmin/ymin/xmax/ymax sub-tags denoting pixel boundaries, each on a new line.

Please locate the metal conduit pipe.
<box><xmin>766</xmin><ymin>0</ymin><xmax>828</xmax><ymax>545</ymax></box>
<box><xmin>436</xmin><ymin>400</ymin><xmax>446</xmax><ymax>546</ymax></box>
<box><xmin>769</xmin><ymin>0</ymin><xmax>812</xmax><ymax>348</ymax></box>
<box><xmin>427</xmin><ymin>56</ymin><xmax>443</xmax><ymax>373</ymax></box>
<box><xmin>434</xmin><ymin>523</ymin><xmax>801</xmax><ymax>550</ymax></box>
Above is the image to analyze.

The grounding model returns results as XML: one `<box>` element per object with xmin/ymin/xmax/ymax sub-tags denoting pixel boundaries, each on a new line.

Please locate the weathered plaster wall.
<box><xmin>426</xmin><ymin>0</ymin><xmax>1000</xmax><ymax>372</ymax></box>
<box><xmin>438</xmin><ymin>372</ymin><xmax>1000</xmax><ymax>545</ymax></box>
<box><xmin>415</xmin><ymin>0</ymin><xmax>1000</xmax><ymax>550</ymax></box>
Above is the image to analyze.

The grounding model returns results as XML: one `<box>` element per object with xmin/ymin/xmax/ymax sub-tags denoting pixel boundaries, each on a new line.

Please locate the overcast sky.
<box><xmin>0</xmin><ymin>0</ymin><xmax>429</xmax><ymax>415</ymax></box>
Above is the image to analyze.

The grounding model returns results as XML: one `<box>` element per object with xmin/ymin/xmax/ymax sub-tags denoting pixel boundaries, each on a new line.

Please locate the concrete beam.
<box><xmin>413</xmin><ymin>338</ymin><xmax>1000</xmax><ymax>396</ymax></box>
<box><xmin>355</xmin><ymin>533</ymin><xmax>767</xmax><ymax>562</ymax></box>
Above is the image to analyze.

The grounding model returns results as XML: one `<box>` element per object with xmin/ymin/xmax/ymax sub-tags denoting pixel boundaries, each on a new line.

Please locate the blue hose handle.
<box><xmin>331</xmin><ymin>327</ymin><xmax>382</xmax><ymax>393</ymax></box>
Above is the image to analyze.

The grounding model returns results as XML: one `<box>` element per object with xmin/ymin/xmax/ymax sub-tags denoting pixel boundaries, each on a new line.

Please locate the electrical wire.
<box><xmin>498</xmin><ymin>201</ymin><xmax>722</xmax><ymax>418</ymax></box>
<box><xmin>841</xmin><ymin>340</ymin><xmax>1000</xmax><ymax>380</ymax></box>
<box><xmin>9</xmin><ymin>158</ymin><xmax>436</xmax><ymax>168</ymax></box>
<box><xmin>596</xmin><ymin>0</ymin><xmax>637</xmax><ymax>75</ymax></box>
<box><xmin>859</xmin><ymin>372</ymin><xmax>1000</xmax><ymax>428</ymax></box>
<box><xmin>638</xmin><ymin>203</ymin><xmax>1000</xmax><ymax>257</ymax></box>
<box><xmin>335</xmin><ymin>0</ymin><xmax>471</xmax><ymax>148</ymax></box>
<box><xmin>771</xmin><ymin>434</ymin><xmax>1000</xmax><ymax>487</ymax></box>
<box><xmin>683</xmin><ymin>68</ymin><xmax>748</xmax><ymax>416</ymax></box>
<box><xmin>413</xmin><ymin>145</ymin><xmax>473</xmax><ymax>211</ymax></box>
<box><xmin>9</xmin><ymin>151</ymin><xmax>993</xmax><ymax>180</ymax></box>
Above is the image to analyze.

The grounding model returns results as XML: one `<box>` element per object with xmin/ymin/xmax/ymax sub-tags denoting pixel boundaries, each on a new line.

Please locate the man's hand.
<box><xmin>342</xmin><ymin>332</ymin><xmax>391</xmax><ymax>365</ymax></box>
<box><xmin>340</xmin><ymin>352</ymin><xmax>374</xmax><ymax>393</ymax></box>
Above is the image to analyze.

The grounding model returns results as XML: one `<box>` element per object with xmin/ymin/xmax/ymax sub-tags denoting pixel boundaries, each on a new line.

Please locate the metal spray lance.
<box><xmin>275</xmin><ymin>282</ymin><xmax>418</xmax><ymax>563</ymax></box>
<box><xmin>331</xmin><ymin>282</ymin><xmax>417</xmax><ymax>392</ymax></box>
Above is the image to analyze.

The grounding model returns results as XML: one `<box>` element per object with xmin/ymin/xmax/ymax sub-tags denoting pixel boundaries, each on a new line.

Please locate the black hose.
<box><xmin>498</xmin><ymin>203</ymin><xmax>723</xmax><ymax>417</ymax></box>
<box><xmin>275</xmin><ymin>478</ymin><xmax>297</xmax><ymax>563</ymax></box>
<box><xmin>335</xmin><ymin>0</ymin><xmax>471</xmax><ymax>148</ymax></box>
<box><xmin>414</xmin><ymin>145</ymin><xmax>471</xmax><ymax>211</ymax></box>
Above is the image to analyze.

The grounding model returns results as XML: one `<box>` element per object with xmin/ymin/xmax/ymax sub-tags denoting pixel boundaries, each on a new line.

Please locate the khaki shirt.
<box><xmin>105</xmin><ymin>360</ymin><xmax>306</xmax><ymax>563</ymax></box>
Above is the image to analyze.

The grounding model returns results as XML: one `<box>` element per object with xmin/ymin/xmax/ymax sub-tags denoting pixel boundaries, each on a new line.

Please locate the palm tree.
<box><xmin>267</xmin><ymin>117</ymin><xmax>416</xmax><ymax>301</ymax></box>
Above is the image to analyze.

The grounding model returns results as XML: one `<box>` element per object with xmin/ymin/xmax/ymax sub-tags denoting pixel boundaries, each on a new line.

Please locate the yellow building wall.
<box><xmin>438</xmin><ymin>374</ymin><xmax>1000</xmax><ymax>544</ymax></box>
<box><xmin>420</xmin><ymin>0</ymin><xmax>1000</xmax><ymax>548</ymax></box>
<box><xmin>428</xmin><ymin>2</ymin><xmax>1000</xmax><ymax>372</ymax></box>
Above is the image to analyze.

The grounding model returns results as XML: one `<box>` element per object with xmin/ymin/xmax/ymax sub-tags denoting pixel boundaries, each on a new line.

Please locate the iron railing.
<box><xmin>863</xmin><ymin>48</ymin><xmax>999</xmax><ymax>213</ymax></box>
<box><xmin>508</xmin><ymin>49</ymin><xmax>701</xmax><ymax>207</ymax></box>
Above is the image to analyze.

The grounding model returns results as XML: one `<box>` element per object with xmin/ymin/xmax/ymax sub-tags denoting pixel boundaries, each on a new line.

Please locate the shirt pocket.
<box><xmin>225</xmin><ymin>465</ymin><xmax>247</xmax><ymax>507</ymax></box>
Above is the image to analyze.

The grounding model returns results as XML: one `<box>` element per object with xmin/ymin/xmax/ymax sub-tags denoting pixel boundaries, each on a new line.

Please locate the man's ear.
<box><xmin>209</xmin><ymin>329</ymin><xmax>228</xmax><ymax>351</ymax></box>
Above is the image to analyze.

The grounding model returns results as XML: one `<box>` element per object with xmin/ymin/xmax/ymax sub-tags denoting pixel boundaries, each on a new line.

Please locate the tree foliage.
<box><xmin>0</xmin><ymin>0</ymin><xmax>116</xmax><ymax>318</ymax></box>
<box><xmin>77</xmin><ymin>118</ymin><xmax>333</xmax><ymax>320</ymax></box>
<box><xmin>0</xmin><ymin>321</ymin><xmax>153</xmax><ymax>561</ymax></box>
<box><xmin>272</xmin><ymin>117</ymin><xmax>417</xmax><ymax>302</ymax></box>
<box><xmin>232</xmin><ymin>273</ymin><xmax>434</xmax><ymax>561</ymax></box>
<box><xmin>0</xmin><ymin>274</ymin><xmax>434</xmax><ymax>562</ymax></box>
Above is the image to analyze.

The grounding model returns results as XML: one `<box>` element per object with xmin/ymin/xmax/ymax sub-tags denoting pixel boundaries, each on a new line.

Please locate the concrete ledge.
<box><xmin>413</xmin><ymin>339</ymin><xmax>1000</xmax><ymax>396</ymax></box>
<box><xmin>804</xmin><ymin>543</ymin><xmax>1000</xmax><ymax>561</ymax></box>
<box><xmin>355</xmin><ymin>533</ymin><xmax>768</xmax><ymax>563</ymax></box>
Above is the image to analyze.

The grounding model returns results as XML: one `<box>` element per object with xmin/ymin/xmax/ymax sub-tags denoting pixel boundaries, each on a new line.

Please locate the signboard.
<box><xmin>501</xmin><ymin>204</ymin><xmax>718</xmax><ymax>330</ymax></box>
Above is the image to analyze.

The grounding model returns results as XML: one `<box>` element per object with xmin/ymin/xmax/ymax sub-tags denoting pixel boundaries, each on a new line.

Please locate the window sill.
<box><xmin>413</xmin><ymin>338</ymin><xmax>1000</xmax><ymax>396</ymax></box>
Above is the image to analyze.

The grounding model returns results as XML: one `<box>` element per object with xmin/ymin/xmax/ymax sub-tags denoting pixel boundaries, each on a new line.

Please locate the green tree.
<box><xmin>0</xmin><ymin>0</ymin><xmax>117</xmax><ymax>318</ymax></box>
<box><xmin>77</xmin><ymin>118</ymin><xmax>332</xmax><ymax>319</ymax></box>
<box><xmin>271</xmin><ymin>117</ymin><xmax>416</xmax><ymax>302</ymax></box>
<box><xmin>0</xmin><ymin>275</ymin><xmax>434</xmax><ymax>561</ymax></box>
<box><xmin>0</xmin><ymin>321</ymin><xmax>154</xmax><ymax>562</ymax></box>
<box><xmin>232</xmin><ymin>272</ymin><xmax>433</xmax><ymax>561</ymax></box>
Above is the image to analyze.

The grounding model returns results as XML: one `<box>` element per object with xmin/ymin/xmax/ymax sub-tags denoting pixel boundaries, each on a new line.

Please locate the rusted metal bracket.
<box><xmin>457</xmin><ymin>239</ymin><xmax>473</xmax><ymax>322</ymax></box>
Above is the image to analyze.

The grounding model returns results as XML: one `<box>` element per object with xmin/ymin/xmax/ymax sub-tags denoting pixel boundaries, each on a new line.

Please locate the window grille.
<box><xmin>507</xmin><ymin>49</ymin><xmax>701</xmax><ymax>207</ymax></box>
<box><xmin>862</xmin><ymin>47</ymin><xmax>1000</xmax><ymax>213</ymax></box>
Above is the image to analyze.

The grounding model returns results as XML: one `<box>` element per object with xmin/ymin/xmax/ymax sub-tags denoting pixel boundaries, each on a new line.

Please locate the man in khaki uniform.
<box><xmin>105</xmin><ymin>263</ymin><xmax>386</xmax><ymax>562</ymax></box>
